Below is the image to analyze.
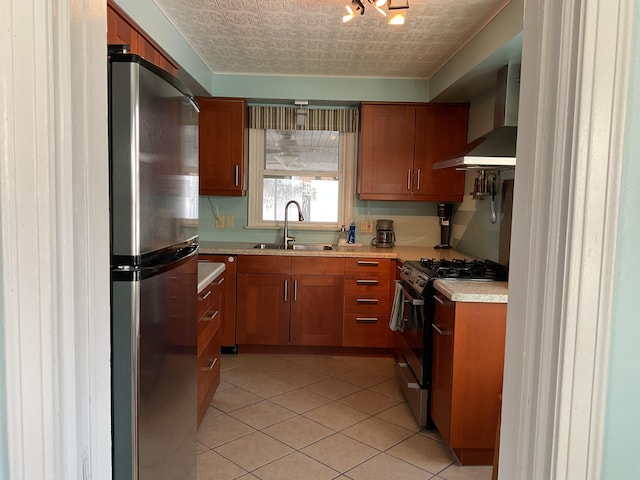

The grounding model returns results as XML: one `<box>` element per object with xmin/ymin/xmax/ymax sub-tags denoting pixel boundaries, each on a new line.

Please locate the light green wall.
<box><xmin>112</xmin><ymin>0</ymin><xmax>213</xmax><ymax>94</ymax></box>
<box><xmin>601</xmin><ymin>5</ymin><xmax>640</xmax><ymax>477</ymax></box>
<box><xmin>210</xmin><ymin>74</ymin><xmax>429</xmax><ymax>103</ymax></box>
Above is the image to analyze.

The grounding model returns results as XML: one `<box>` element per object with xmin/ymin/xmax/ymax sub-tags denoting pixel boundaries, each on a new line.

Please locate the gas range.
<box><xmin>399</xmin><ymin>258</ymin><xmax>507</xmax><ymax>294</ymax></box>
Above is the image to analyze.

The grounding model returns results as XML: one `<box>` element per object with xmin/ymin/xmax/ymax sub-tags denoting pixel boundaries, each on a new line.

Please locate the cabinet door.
<box><xmin>290</xmin><ymin>275</ymin><xmax>344</xmax><ymax>346</ymax></box>
<box><xmin>107</xmin><ymin>4</ymin><xmax>138</xmax><ymax>51</ymax></box>
<box><xmin>358</xmin><ymin>103</ymin><xmax>415</xmax><ymax>199</ymax></box>
<box><xmin>413</xmin><ymin>104</ymin><xmax>467</xmax><ymax>202</ymax></box>
<box><xmin>236</xmin><ymin>273</ymin><xmax>290</xmax><ymax>345</ymax></box>
<box><xmin>198</xmin><ymin>98</ymin><xmax>248</xmax><ymax>196</ymax></box>
<box><xmin>430</xmin><ymin>292</ymin><xmax>455</xmax><ymax>442</ymax></box>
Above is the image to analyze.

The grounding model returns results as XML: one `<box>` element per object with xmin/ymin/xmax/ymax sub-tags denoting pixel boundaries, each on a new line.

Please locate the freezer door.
<box><xmin>110</xmin><ymin>57</ymin><xmax>199</xmax><ymax>259</ymax></box>
<box><xmin>112</xmin><ymin>248</ymin><xmax>198</xmax><ymax>480</ymax></box>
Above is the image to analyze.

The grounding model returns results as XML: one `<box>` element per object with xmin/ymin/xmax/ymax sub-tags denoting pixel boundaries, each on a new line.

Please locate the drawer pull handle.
<box><xmin>356</xmin><ymin>298</ymin><xmax>378</xmax><ymax>304</ymax></box>
<box><xmin>203</xmin><ymin>310</ymin><xmax>219</xmax><ymax>322</ymax></box>
<box><xmin>201</xmin><ymin>290</ymin><xmax>212</xmax><ymax>300</ymax></box>
<box><xmin>203</xmin><ymin>357</ymin><xmax>218</xmax><ymax>371</ymax></box>
<box><xmin>356</xmin><ymin>279</ymin><xmax>378</xmax><ymax>285</ymax></box>
<box><xmin>432</xmin><ymin>323</ymin><xmax>452</xmax><ymax>335</ymax></box>
<box><xmin>433</xmin><ymin>294</ymin><xmax>444</xmax><ymax>305</ymax></box>
<box><xmin>234</xmin><ymin>165</ymin><xmax>239</xmax><ymax>186</ymax></box>
<box><xmin>357</xmin><ymin>261</ymin><xmax>379</xmax><ymax>266</ymax></box>
<box><xmin>356</xmin><ymin>317</ymin><xmax>378</xmax><ymax>324</ymax></box>
<box><xmin>284</xmin><ymin>280</ymin><xmax>288</xmax><ymax>302</ymax></box>
<box><xmin>215</xmin><ymin>277</ymin><xmax>225</xmax><ymax>285</ymax></box>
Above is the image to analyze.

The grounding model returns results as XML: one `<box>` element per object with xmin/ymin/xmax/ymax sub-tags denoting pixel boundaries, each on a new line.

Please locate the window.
<box><xmin>248</xmin><ymin>128</ymin><xmax>356</xmax><ymax>229</ymax></box>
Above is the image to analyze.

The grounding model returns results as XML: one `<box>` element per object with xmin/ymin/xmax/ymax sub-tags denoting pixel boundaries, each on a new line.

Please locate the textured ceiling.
<box><xmin>154</xmin><ymin>0</ymin><xmax>511</xmax><ymax>79</ymax></box>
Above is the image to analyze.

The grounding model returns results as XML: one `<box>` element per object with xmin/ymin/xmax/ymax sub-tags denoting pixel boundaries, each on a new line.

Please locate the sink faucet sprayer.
<box><xmin>284</xmin><ymin>200</ymin><xmax>304</xmax><ymax>247</ymax></box>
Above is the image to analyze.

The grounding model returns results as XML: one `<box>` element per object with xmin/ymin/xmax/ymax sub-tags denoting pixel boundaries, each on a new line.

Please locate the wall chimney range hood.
<box><xmin>433</xmin><ymin>64</ymin><xmax>520</xmax><ymax>170</ymax></box>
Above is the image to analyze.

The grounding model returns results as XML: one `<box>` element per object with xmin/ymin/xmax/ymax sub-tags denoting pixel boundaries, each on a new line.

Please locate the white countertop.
<box><xmin>197</xmin><ymin>262</ymin><xmax>225</xmax><ymax>293</ymax></box>
<box><xmin>433</xmin><ymin>279</ymin><xmax>508</xmax><ymax>303</ymax></box>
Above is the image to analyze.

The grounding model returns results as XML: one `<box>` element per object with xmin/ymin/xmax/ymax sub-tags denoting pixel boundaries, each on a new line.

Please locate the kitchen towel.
<box><xmin>389</xmin><ymin>281</ymin><xmax>404</xmax><ymax>331</ymax></box>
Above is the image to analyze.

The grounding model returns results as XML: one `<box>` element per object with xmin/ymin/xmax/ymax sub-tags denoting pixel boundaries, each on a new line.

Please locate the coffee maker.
<box><xmin>435</xmin><ymin>203</ymin><xmax>453</xmax><ymax>249</ymax></box>
<box><xmin>372</xmin><ymin>219</ymin><xmax>395</xmax><ymax>248</ymax></box>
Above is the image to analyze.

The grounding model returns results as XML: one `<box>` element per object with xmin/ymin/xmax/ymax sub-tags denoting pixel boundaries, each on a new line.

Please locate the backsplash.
<box><xmin>198</xmin><ymin>186</ymin><xmax>509</xmax><ymax>262</ymax></box>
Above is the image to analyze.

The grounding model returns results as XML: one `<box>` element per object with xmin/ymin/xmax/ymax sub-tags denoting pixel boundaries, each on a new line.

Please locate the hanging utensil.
<box><xmin>490</xmin><ymin>175</ymin><xmax>497</xmax><ymax>224</ymax></box>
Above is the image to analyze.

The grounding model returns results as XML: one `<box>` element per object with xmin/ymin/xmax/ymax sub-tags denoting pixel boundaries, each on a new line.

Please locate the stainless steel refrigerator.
<box><xmin>109</xmin><ymin>52</ymin><xmax>199</xmax><ymax>480</ymax></box>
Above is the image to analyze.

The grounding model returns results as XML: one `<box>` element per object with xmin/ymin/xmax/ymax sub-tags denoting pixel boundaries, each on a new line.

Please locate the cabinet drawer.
<box><xmin>292</xmin><ymin>257</ymin><xmax>345</xmax><ymax>275</ymax></box>
<box><xmin>197</xmin><ymin>273</ymin><xmax>224</xmax><ymax>319</ymax></box>
<box><xmin>344</xmin><ymin>275</ymin><xmax>390</xmax><ymax>294</ymax></box>
<box><xmin>197</xmin><ymin>327</ymin><xmax>221</xmax><ymax>426</ymax></box>
<box><xmin>343</xmin><ymin>294</ymin><xmax>390</xmax><ymax>314</ymax></box>
<box><xmin>343</xmin><ymin>313</ymin><xmax>392</xmax><ymax>347</ymax></box>
<box><xmin>345</xmin><ymin>258</ymin><xmax>391</xmax><ymax>274</ymax></box>
<box><xmin>238</xmin><ymin>255</ymin><xmax>291</xmax><ymax>274</ymax></box>
<box><xmin>198</xmin><ymin>304</ymin><xmax>221</xmax><ymax>354</ymax></box>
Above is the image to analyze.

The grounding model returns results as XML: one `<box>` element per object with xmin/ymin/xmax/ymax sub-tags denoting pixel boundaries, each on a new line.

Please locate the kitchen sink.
<box><xmin>252</xmin><ymin>243</ymin><xmax>333</xmax><ymax>251</ymax></box>
<box><xmin>253</xmin><ymin>243</ymin><xmax>285</xmax><ymax>250</ymax></box>
<box><xmin>289</xmin><ymin>244</ymin><xmax>333</xmax><ymax>251</ymax></box>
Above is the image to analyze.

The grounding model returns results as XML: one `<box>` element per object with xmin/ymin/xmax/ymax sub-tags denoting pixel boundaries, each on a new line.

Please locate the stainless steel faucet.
<box><xmin>283</xmin><ymin>200</ymin><xmax>304</xmax><ymax>248</ymax></box>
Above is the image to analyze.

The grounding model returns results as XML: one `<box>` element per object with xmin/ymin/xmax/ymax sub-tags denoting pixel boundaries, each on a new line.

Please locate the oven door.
<box><xmin>397</xmin><ymin>283</ymin><xmax>426</xmax><ymax>385</ymax></box>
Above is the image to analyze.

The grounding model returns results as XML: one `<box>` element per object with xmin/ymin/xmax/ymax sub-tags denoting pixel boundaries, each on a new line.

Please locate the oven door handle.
<box><xmin>432</xmin><ymin>323</ymin><xmax>453</xmax><ymax>336</ymax></box>
<box><xmin>401</xmin><ymin>288</ymin><xmax>424</xmax><ymax>306</ymax></box>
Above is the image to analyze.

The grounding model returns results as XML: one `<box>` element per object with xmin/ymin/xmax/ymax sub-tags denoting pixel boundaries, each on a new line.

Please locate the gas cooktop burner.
<box><xmin>414</xmin><ymin>258</ymin><xmax>508</xmax><ymax>280</ymax></box>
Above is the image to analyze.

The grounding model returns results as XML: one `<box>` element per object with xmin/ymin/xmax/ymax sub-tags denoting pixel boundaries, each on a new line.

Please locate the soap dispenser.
<box><xmin>337</xmin><ymin>225</ymin><xmax>348</xmax><ymax>246</ymax></box>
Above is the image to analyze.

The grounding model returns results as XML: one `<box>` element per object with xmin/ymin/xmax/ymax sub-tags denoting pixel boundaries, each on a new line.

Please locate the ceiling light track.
<box><xmin>342</xmin><ymin>0</ymin><xmax>409</xmax><ymax>24</ymax></box>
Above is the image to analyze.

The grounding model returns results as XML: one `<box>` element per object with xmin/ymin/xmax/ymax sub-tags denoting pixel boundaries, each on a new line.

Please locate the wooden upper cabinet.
<box><xmin>197</xmin><ymin>97</ymin><xmax>249</xmax><ymax>196</ymax></box>
<box><xmin>358</xmin><ymin>104</ymin><xmax>416</xmax><ymax>197</ymax></box>
<box><xmin>106</xmin><ymin>0</ymin><xmax>178</xmax><ymax>77</ymax></box>
<box><xmin>358</xmin><ymin>102</ymin><xmax>468</xmax><ymax>202</ymax></box>
<box><xmin>413</xmin><ymin>104</ymin><xmax>468</xmax><ymax>201</ymax></box>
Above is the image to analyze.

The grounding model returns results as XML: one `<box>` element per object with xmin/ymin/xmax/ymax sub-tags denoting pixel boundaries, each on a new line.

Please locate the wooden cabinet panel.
<box><xmin>200</xmin><ymin>255</ymin><xmax>237</xmax><ymax>350</ymax></box>
<box><xmin>197</xmin><ymin>97</ymin><xmax>248</xmax><ymax>196</ymax></box>
<box><xmin>290</xmin><ymin>274</ymin><xmax>344</xmax><ymax>346</ymax></box>
<box><xmin>413</xmin><ymin>104</ymin><xmax>467</xmax><ymax>200</ymax></box>
<box><xmin>358</xmin><ymin>104</ymin><xmax>415</xmax><ymax>196</ymax></box>
<box><xmin>343</xmin><ymin>257</ymin><xmax>394</xmax><ymax>348</ymax></box>
<box><xmin>236</xmin><ymin>255</ymin><xmax>344</xmax><ymax>347</ymax></box>
<box><xmin>197</xmin><ymin>326</ymin><xmax>220</xmax><ymax>426</ymax></box>
<box><xmin>196</xmin><ymin>270</ymin><xmax>224</xmax><ymax>427</ymax></box>
<box><xmin>236</xmin><ymin>272</ymin><xmax>290</xmax><ymax>345</ymax></box>
<box><xmin>107</xmin><ymin>0</ymin><xmax>178</xmax><ymax>76</ymax></box>
<box><xmin>292</xmin><ymin>256</ymin><xmax>345</xmax><ymax>276</ymax></box>
<box><xmin>358</xmin><ymin>102</ymin><xmax>468</xmax><ymax>202</ymax></box>
<box><xmin>430</xmin><ymin>290</ymin><xmax>507</xmax><ymax>465</ymax></box>
<box><xmin>430</xmin><ymin>292</ymin><xmax>455</xmax><ymax>442</ymax></box>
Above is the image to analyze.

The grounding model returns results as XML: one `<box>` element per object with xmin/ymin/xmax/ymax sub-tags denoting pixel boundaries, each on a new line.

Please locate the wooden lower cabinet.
<box><xmin>199</xmin><ymin>254</ymin><xmax>238</xmax><ymax>351</ymax></box>
<box><xmin>430</xmin><ymin>290</ymin><xmax>507</xmax><ymax>465</ymax></box>
<box><xmin>196</xmin><ymin>271</ymin><xmax>224</xmax><ymax>427</ymax></box>
<box><xmin>342</xmin><ymin>258</ymin><xmax>395</xmax><ymax>347</ymax></box>
<box><xmin>236</xmin><ymin>255</ymin><xmax>345</xmax><ymax>347</ymax></box>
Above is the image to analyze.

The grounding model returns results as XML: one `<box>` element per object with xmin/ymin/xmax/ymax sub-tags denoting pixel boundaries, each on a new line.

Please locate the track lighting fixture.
<box><xmin>343</xmin><ymin>0</ymin><xmax>399</xmax><ymax>23</ymax></box>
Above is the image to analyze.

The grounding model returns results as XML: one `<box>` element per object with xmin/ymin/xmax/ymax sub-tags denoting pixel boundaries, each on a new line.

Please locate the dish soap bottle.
<box><xmin>348</xmin><ymin>221</ymin><xmax>356</xmax><ymax>244</ymax></box>
<box><xmin>337</xmin><ymin>225</ymin><xmax>348</xmax><ymax>245</ymax></box>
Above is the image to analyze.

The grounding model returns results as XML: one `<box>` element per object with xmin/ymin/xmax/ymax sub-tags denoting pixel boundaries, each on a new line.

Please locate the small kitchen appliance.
<box><xmin>434</xmin><ymin>203</ymin><xmax>453</xmax><ymax>249</ymax></box>
<box><xmin>372</xmin><ymin>219</ymin><xmax>395</xmax><ymax>248</ymax></box>
<box><xmin>392</xmin><ymin>258</ymin><xmax>506</xmax><ymax>427</ymax></box>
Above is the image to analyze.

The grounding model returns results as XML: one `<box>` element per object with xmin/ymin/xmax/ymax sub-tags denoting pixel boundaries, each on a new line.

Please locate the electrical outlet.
<box><xmin>215</xmin><ymin>215</ymin><xmax>224</xmax><ymax>228</ymax></box>
<box><xmin>472</xmin><ymin>224</ymin><xmax>478</xmax><ymax>239</ymax></box>
<box><xmin>360</xmin><ymin>220</ymin><xmax>373</xmax><ymax>233</ymax></box>
<box><xmin>226</xmin><ymin>215</ymin><xmax>234</xmax><ymax>228</ymax></box>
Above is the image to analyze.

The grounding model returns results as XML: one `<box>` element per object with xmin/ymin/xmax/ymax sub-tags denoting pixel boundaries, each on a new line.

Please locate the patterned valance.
<box><xmin>248</xmin><ymin>105</ymin><xmax>358</xmax><ymax>132</ymax></box>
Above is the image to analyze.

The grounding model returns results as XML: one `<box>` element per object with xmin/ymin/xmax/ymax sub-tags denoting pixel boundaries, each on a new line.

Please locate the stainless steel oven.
<box><xmin>392</xmin><ymin>258</ymin><xmax>506</xmax><ymax>428</ymax></box>
<box><xmin>395</xmin><ymin>280</ymin><xmax>431</xmax><ymax>427</ymax></box>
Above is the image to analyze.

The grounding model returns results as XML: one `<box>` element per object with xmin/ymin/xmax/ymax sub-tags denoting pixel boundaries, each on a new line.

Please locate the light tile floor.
<box><xmin>197</xmin><ymin>353</ymin><xmax>493</xmax><ymax>480</ymax></box>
